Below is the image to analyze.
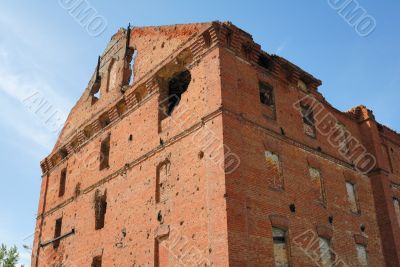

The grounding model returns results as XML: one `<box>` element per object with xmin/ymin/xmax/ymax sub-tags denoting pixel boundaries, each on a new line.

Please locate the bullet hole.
<box><xmin>160</xmin><ymin>138</ymin><xmax>164</xmax><ymax>146</ymax></box>
<box><xmin>280</xmin><ymin>127</ymin><xmax>285</xmax><ymax>136</ymax></box>
<box><xmin>360</xmin><ymin>224</ymin><xmax>366</xmax><ymax>232</ymax></box>
<box><xmin>198</xmin><ymin>151</ymin><xmax>204</xmax><ymax>159</ymax></box>
<box><xmin>328</xmin><ymin>216</ymin><xmax>334</xmax><ymax>225</ymax></box>
<box><xmin>209</xmin><ymin>248</ymin><xmax>212</xmax><ymax>254</ymax></box>
<box><xmin>157</xmin><ymin>211</ymin><xmax>163</xmax><ymax>222</ymax></box>
<box><xmin>161</xmin><ymin>42</ymin><xmax>165</xmax><ymax>48</ymax></box>
<box><xmin>391</xmin><ymin>147</ymin><xmax>394</xmax><ymax>153</ymax></box>
<box><xmin>129</xmin><ymin>134</ymin><xmax>133</xmax><ymax>141</ymax></box>
<box><xmin>122</xmin><ymin>228</ymin><xmax>127</xmax><ymax>237</ymax></box>
<box><xmin>180</xmin><ymin>221</ymin><xmax>184</xmax><ymax>225</ymax></box>
<box><xmin>289</xmin><ymin>204</ymin><xmax>296</xmax><ymax>213</ymax></box>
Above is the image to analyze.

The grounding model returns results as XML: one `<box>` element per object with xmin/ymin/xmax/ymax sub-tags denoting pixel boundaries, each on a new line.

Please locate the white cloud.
<box><xmin>275</xmin><ymin>40</ymin><xmax>287</xmax><ymax>54</ymax></box>
<box><xmin>0</xmin><ymin>18</ymin><xmax>72</xmax><ymax>155</ymax></box>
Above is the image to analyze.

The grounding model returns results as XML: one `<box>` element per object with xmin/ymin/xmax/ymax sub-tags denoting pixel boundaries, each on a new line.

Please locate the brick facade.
<box><xmin>32</xmin><ymin>22</ymin><xmax>400</xmax><ymax>266</ymax></box>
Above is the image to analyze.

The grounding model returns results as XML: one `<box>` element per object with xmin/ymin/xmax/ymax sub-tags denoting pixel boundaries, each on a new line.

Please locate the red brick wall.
<box><xmin>219</xmin><ymin>45</ymin><xmax>386</xmax><ymax>266</ymax></box>
<box><xmin>33</xmin><ymin>21</ymin><xmax>400</xmax><ymax>267</ymax></box>
<box><xmin>32</xmin><ymin>24</ymin><xmax>230</xmax><ymax>267</ymax></box>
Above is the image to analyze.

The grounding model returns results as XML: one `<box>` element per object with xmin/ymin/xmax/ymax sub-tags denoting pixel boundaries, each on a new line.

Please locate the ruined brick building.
<box><xmin>32</xmin><ymin>22</ymin><xmax>400</xmax><ymax>266</ymax></box>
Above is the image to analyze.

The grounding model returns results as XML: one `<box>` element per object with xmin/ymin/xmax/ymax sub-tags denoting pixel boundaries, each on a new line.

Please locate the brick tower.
<box><xmin>32</xmin><ymin>22</ymin><xmax>400</xmax><ymax>267</ymax></box>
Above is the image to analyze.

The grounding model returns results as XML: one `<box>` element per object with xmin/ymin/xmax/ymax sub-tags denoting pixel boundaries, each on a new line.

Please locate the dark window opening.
<box><xmin>167</xmin><ymin>70</ymin><xmax>191</xmax><ymax>115</ymax></box>
<box><xmin>203</xmin><ymin>32</ymin><xmax>212</xmax><ymax>48</ymax></box>
<box><xmin>59</xmin><ymin>168</ymin><xmax>67</xmax><ymax>197</ymax></box>
<box><xmin>91</xmin><ymin>255</ymin><xmax>102</xmax><ymax>267</ymax></box>
<box><xmin>53</xmin><ymin>218</ymin><xmax>62</xmax><ymax>249</ymax></box>
<box><xmin>259</xmin><ymin>82</ymin><xmax>274</xmax><ymax>107</ymax></box>
<box><xmin>301</xmin><ymin>104</ymin><xmax>315</xmax><ymax>126</ymax></box>
<box><xmin>116</xmin><ymin>99</ymin><xmax>127</xmax><ymax>117</ymax></box>
<box><xmin>100</xmin><ymin>135</ymin><xmax>110</xmax><ymax>170</ymax></box>
<box><xmin>258</xmin><ymin>54</ymin><xmax>272</xmax><ymax>70</ymax></box>
<box><xmin>94</xmin><ymin>190</ymin><xmax>107</xmax><ymax>230</ymax></box>
<box><xmin>99</xmin><ymin>112</ymin><xmax>111</xmax><ymax>128</ymax></box>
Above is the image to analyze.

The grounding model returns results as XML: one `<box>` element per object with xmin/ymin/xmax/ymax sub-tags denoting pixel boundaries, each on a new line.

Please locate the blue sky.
<box><xmin>0</xmin><ymin>1</ymin><xmax>398</xmax><ymax>266</ymax></box>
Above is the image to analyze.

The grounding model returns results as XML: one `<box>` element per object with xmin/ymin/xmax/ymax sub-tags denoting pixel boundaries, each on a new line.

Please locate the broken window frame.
<box><xmin>59</xmin><ymin>168</ymin><xmax>67</xmax><ymax>197</ymax></box>
<box><xmin>356</xmin><ymin>244</ymin><xmax>368</xmax><ymax>266</ymax></box>
<box><xmin>53</xmin><ymin>217</ymin><xmax>62</xmax><ymax>249</ymax></box>
<box><xmin>345</xmin><ymin>181</ymin><xmax>360</xmax><ymax>214</ymax></box>
<box><xmin>301</xmin><ymin>103</ymin><xmax>316</xmax><ymax>138</ymax></box>
<box><xmin>272</xmin><ymin>227</ymin><xmax>290</xmax><ymax>267</ymax></box>
<box><xmin>265</xmin><ymin>150</ymin><xmax>284</xmax><ymax>190</ymax></box>
<box><xmin>309</xmin><ymin>167</ymin><xmax>327</xmax><ymax>205</ymax></box>
<box><xmin>259</xmin><ymin>82</ymin><xmax>275</xmax><ymax>107</ymax></box>
<box><xmin>301</xmin><ymin>104</ymin><xmax>315</xmax><ymax>126</ymax></box>
<box><xmin>319</xmin><ymin>237</ymin><xmax>333</xmax><ymax>267</ymax></box>
<box><xmin>99</xmin><ymin>135</ymin><xmax>110</xmax><ymax>171</ymax></box>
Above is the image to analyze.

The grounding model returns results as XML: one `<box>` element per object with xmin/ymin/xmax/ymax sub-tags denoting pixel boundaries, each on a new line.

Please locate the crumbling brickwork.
<box><xmin>32</xmin><ymin>21</ymin><xmax>399</xmax><ymax>266</ymax></box>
